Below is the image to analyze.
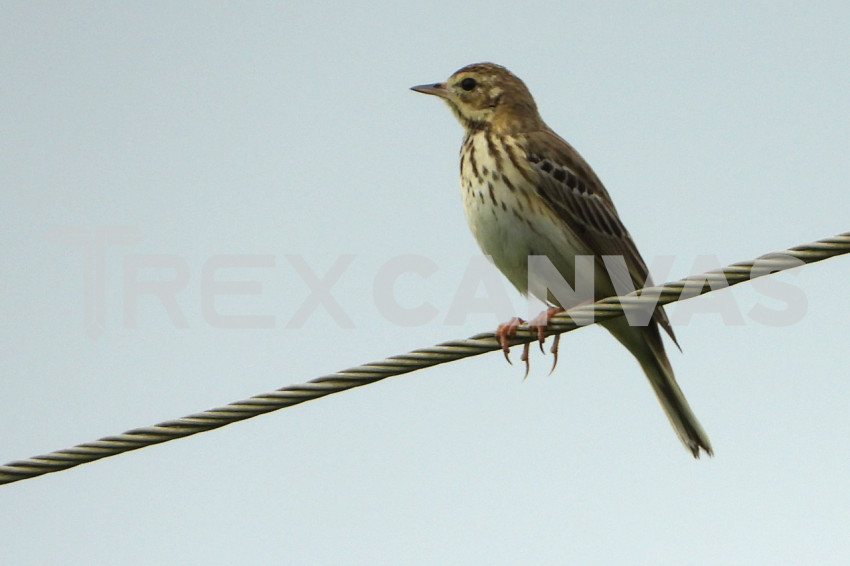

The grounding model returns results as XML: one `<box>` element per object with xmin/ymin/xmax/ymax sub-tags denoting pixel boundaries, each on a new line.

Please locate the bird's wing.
<box><xmin>522</xmin><ymin>128</ymin><xmax>679</xmax><ymax>347</ymax></box>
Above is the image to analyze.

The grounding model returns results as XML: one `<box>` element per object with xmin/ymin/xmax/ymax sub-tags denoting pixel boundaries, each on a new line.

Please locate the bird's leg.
<box><xmin>495</xmin><ymin>317</ymin><xmax>525</xmax><ymax>364</ymax></box>
<box><xmin>527</xmin><ymin>306</ymin><xmax>565</xmax><ymax>373</ymax></box>
<box><xmin>496</xmin><ymin>307</ymin><xmax>564</xmax><ymax>377</ymax></box>
<box><xmin>527</xmin><ymin>306</ymin><xmax>565</xmax><ymax>345</ymax></box>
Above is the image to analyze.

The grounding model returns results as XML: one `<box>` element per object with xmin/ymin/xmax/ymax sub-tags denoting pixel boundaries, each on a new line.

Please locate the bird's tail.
<box><xmin>604</xmin><ymin>318</ymin><xmax>713</xmax><ymax>457</ymax></box>
<box><xmin>638</xmin><ymin>345</ymin><xmax>713</xmax><ymax>458</ymax></box>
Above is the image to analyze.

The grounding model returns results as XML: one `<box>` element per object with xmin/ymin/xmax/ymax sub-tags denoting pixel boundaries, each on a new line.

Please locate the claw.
<box><xmin>495</xmin><ymin>317</ymin><xmax>525</xmax><ymax>365</ymax></box>
<box><xmin>496</xmin><ymin>308</ymin><xmax>564</xmax><ymax>378</ymax></box>
<box><xmin>527</xmin><ymin>306</ymin><xmax>563</xmax><ymax>357</ymax></box>
<box><xmin>548</xmin><ymin>334</ymin><xmax>561</xmax><ymax>375</ymax></box>
<box><xmin>520</xmin><ymin>343</ymin><xmax>531</xmax><ymax>379</ymax></box>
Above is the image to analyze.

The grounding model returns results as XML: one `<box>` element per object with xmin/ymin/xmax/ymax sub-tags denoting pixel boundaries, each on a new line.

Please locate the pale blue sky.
<box><xmin>2</xmin><ymin>2</ymin><xmax>849</xmax><ymax>564</ymax></box>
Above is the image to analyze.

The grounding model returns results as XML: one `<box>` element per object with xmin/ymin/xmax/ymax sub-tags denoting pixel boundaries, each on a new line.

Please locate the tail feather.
<box><xmin>603</xmin><ymin>317</ymin><xmax>712</xmax><ymax>458</ymax></box>
<box><xmin>638</xmin><ymin>349</ymin><xmax>713</xmax><ymax>458</ymax></box>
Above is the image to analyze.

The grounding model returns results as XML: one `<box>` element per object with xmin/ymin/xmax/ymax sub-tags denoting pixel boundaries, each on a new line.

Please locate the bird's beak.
<box><xmin>410</xmin><ymin>82</ymin><xmax>449</xmax><ymax>99</ymax></box>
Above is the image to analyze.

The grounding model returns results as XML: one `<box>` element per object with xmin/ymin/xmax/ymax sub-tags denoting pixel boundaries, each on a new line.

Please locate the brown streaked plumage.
<box><xmin>412</xmin><ymin>62</ymin><xmax>712</xmax><ymax>457</ymax></box>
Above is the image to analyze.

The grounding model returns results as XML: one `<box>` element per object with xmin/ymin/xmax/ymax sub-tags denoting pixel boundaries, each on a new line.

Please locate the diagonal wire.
<box><xmin>1</xmin><ymin>232</ymin><xmax>848</xmax><ymax>486</ymax></box>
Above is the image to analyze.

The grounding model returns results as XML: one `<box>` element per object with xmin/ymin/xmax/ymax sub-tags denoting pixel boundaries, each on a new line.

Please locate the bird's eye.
<box><xmin>460</xmin><ymin>77</ymin><xmax>477</xmax><ymax>91</ymax></box>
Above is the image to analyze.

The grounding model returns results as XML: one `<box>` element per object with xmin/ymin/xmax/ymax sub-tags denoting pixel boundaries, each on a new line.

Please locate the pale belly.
<box><xmin>461</xmin><ymin>177</ymin><xmax>611</xmax><ymax>308</ymax></box>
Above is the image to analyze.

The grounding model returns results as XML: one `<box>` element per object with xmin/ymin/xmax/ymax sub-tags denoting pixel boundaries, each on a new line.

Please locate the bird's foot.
<box><xmin>528</xmin><ymin>306</ymin><xmax>565</xmax><ymax>374</ymax></box>
<box><xmin>496</xmin><ymin>317</ymin><xmax>536</xmax><ymax>378</ymax></box>
<box><xmin>496</xmin><ymin>307</ymin><xmax>565</xmax><ymax>377</ymax></box>
<box><xmin>495</xmin><ymin>317</ymin><xmax>525</xmax><ymax>364</ymax></box>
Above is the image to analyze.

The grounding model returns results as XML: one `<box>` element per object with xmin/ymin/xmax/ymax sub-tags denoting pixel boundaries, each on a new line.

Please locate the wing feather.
<box><xmin>522</xmin><ymin>129</ymin><xmax>679</xmax><ymax>348</ymax></box>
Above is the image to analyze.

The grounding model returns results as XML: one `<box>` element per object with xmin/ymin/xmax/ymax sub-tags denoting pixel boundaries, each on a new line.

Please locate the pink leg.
<box><xmin>495</xmin><ymin>317</ymin><xmax>525</xmax><ymax>364</ymax></box>
<box><xmin>496</xmin><ymin>306</ymin><xmax>566</xmax><ymax>377</ymax></box>
<box><xmin>528</xmin><ymin>306</ymin><xmax>565</xmax><ymax>374</ymax></box>
<box><xmin>495</xmin><ymin>317</ymin><xmax>533</xmax><ymax>377</ymax></box>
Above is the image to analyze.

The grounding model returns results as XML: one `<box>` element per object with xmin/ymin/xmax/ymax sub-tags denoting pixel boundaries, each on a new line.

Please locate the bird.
<box><xmin>411</xmin><ymin>63</ymin><xmax>712</xmax><ymax>457</ymax></box>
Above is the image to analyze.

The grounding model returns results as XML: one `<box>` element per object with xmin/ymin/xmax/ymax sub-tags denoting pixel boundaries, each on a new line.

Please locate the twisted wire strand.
<box><xmin>1</xmin><ymin>232</ymin><xmax>848</xmax><ymax>486</ymax></box>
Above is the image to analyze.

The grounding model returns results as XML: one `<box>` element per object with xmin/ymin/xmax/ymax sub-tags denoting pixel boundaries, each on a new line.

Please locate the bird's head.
<box><xmin>411</xmin><ymin>62</ymin><xmax>543</xmax><ymax>134</ymax></box>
